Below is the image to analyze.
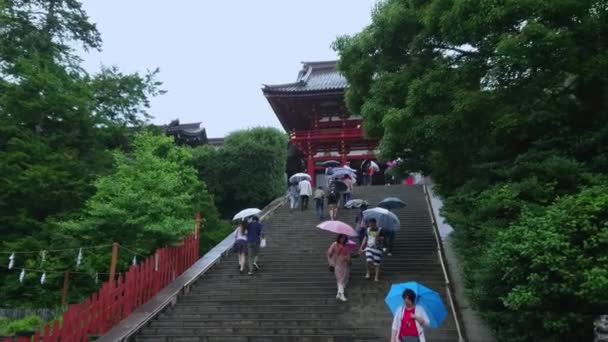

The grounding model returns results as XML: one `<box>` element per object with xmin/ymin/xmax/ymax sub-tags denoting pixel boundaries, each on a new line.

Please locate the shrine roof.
<box><xmin>262</xmin><ymin>61</ymin><xmax>346</xmax><ymax>94</ymax></box>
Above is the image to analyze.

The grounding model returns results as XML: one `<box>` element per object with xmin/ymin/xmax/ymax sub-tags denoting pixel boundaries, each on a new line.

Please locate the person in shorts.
<box><xmin>358</xmin><ymin>218</ymin><xmax>384</xmax><ymax>282</ymax></box>
<box><xmin>327</xmin><ymin>184</ymin><xmax>339</xmax><ymax>220</ymax></box>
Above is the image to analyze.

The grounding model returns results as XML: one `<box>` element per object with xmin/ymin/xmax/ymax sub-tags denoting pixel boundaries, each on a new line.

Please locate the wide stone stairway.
<box><xmin>134</xmin><ymin>185</ymin><xmax>461</xmax><ymax>341</ymax></box>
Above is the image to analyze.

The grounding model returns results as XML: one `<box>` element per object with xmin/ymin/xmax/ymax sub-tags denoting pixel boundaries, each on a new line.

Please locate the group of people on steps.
<box><xmin>235</xmin><ymin>173</ymin><xmax>430</xmax><ymax>341</ymax></box>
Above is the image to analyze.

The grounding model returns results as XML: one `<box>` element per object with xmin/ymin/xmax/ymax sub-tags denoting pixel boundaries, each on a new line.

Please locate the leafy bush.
<box><xmin>481</xmin><ymin>186</ymin><xmax>608</xmax><ymax>341</ymax></box>
<box><xmin>0</xmin><ymin>315</ymin><xmax>44</xmax><ymax>335</ymax></box>
<box><xmin>61</xmin><ymin>131</ymin><xmax>227</xmax><ymax>256</ymax></box>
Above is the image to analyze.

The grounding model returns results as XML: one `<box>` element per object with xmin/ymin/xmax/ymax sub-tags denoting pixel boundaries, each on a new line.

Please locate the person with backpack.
<box><xmin>358</xmin><ymin>217</ymin><xmax>385</xmax><ymax>282</ymax></box>
<box><xmin>327</xmin><ymin>184</ymin><xmax>340</xmax><ymax>220</ymax></box>
<box><xmin>313</xmin><ymin>186</ymin><xmax>326</xmax><ymax>220</ymax></box>
<box><xmin>246</xmin><ymin>216</ymin><xmax>264</xmax><ymax>276</ymax></box>
<box><xmin>298</xmin><ymin>178</ymin><xmax>312</xmax><ymax>211</ymax></box>
<box><xmin>326</xmin><ymin>234</ymin><xmax>351</xmax><ymax>302</ymax></box>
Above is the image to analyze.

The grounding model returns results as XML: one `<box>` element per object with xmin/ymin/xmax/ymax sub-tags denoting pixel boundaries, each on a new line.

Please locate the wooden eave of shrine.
<box><xmin>262</xmin><ymin>61</ymin><xmax>351</xmax><ymax>131</ymax></box>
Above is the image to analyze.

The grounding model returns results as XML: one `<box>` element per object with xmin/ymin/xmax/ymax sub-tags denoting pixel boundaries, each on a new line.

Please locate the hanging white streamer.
<box><xmin>8</xmin><ymin>253</ymin><xmax>15</xmax><ymax>269</ymax></box>
<box><xmin>40</xmin><ymin>272</ymin><xmax>46</xmax><ymax>284</ymax></box>
<box><xmin>132</xmin><ymin>255</ymin><xmax>137</xmax><ymax>266</ymax></box>
<box><xmin>76</xmin><ymin>248</ymin><xmax>82</xmax><ymax>268</ymax></box>
<box><xmin>19</xmin><ymin>269</ymin><xmax>25</xmax><ymax>283</ymax></box>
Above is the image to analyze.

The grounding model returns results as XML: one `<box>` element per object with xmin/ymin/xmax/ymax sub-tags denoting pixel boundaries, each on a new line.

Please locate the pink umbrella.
<box><xmin>317</xmin><ymin>220</ymin><xmax>357</xmax><ymax>237</ymax></box>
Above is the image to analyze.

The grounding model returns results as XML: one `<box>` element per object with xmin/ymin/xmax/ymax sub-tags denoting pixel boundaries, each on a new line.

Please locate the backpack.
<box><xmin>366</xmin><ymin>228</ymin><xmax>383</xmax><ymax>248</ymax></box>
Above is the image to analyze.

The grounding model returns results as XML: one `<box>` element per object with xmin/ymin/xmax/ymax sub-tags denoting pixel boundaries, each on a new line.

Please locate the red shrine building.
<box><xmin>263</xmin><ymin>61</ymin><xmax>379</xmax><ymax>186</ymax></box>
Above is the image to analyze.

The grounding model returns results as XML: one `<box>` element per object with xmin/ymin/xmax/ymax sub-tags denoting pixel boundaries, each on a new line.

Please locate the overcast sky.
<box><xmin>80</xmin><ymin>1</ymin><xmax>377</xmax><ymax>138</ymax></box>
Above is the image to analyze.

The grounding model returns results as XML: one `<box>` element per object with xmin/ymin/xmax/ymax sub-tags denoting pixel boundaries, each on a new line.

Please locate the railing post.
<box><xmin>109</xmin><ymin>242</ymin><xmax>119</xmax><ymax>283</ymax></box>
<box><xmin>195</xmin><ymin>212</ymin><xmax>200</xmax><ymax>240</ymax></box>
<box><xmin>61</xmin><ymin>271</ymin><xmax>70</xmax><ymax>306</ymax></box>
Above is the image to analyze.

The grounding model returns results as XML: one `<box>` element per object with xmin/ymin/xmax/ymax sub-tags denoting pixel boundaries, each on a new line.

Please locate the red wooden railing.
<box><xmin>3</xmin><ymin>214</ymin><xmax>200</xmax><ymax>342</ymax></box>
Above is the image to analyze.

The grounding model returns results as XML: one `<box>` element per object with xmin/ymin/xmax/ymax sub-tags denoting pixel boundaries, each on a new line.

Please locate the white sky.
<box><xmin>80</xmin><ymin>1</ymin><xmax>377</xmax><ymax>137</ymax></box>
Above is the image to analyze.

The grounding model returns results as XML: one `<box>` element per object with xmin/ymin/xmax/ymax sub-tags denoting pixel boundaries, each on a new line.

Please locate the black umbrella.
<box><xmin>377</xmin><ymin>197</ymin><xmax>406</xmax><ymax>210</ymax></box>
<box><xmin>321</xmin><ymin>160</ymin><xmax>341</xmax><ymax>167</ymax></box>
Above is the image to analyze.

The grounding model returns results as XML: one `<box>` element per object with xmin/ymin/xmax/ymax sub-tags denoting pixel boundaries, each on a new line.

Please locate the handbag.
<box><xmin>260</xmin><ymin>238</ymin><xmax>267</xmax><ymax>248</ymax></box>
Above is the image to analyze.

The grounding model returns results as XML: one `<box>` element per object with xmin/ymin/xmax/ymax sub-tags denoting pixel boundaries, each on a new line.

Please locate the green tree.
<box><xmin>191</xmin><ymin>127</ymin><xmax>288</xmax><ymax>218</ymax></box>
<box><xmin>0</xmin><ymin>0</ymin><xmax>166</xmax><ymax>307</ymax></box>
<box><xmin>61</xmin><ymin>132</ymin><xmax>225</xmax><ymax>255</ymax></box>
<box><xmin>335</xmin><ymin>0</ymin><xmax>608</xmax><ymax>340</ymax></box>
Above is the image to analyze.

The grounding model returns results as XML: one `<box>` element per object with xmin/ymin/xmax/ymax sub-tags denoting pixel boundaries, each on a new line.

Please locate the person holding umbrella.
<box><xmin>358</xmin><ymin>218</ymin><xmax>385</xmax><ymax>282</ymax></box>
<box><xmin>326</xmin><ymin>234</ymin><xmax>350</xmax><ymax>302</ymax></box>
<box><xmin>390</xmin><ymin>289</ymin><xmax>430</xmax><ymax>342</ymax></box>
<box><xmin>288</xmin><ymin>182</ymin><xmax>299</xmax><ymax>213</ymax></box>
<box><xmin>232</xmin><ymin>220</ymin><xmax>248</xmax><ymax>273</ymax></box>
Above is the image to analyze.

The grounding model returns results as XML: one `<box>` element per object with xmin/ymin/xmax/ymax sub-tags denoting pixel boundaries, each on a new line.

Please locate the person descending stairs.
<box><xmin>134</xmin><ymin>185</ymin><xmax>460</xmax><ymax>341</ymax></box>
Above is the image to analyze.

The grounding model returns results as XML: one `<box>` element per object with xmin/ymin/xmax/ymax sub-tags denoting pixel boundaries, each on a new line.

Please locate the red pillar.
<box><xmin>307</xmin><ymin>156</ymin><xmax>315</xmax><ymax>187</ymax></box>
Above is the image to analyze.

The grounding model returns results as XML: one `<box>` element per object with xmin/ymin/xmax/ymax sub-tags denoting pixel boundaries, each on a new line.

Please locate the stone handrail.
<box><xmin>422</xmin><ymin>182</ymin><xmax>466</xmax><ymax>342</ymax></box>
<box><xmin>97</xmin><ymin>195</ymin><xmax>288</xmax><ymax>342</ymax></box>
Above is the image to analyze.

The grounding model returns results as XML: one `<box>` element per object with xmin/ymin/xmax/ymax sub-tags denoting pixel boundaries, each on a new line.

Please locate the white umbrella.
<box><xmin>344</xmin><ymin>199</ymin><xmax>369</xmax><ymax>209</ymax></box>
<box><xmin>289</xmin><ymin>173</ymin><xmax>311</xmax><ymax>183</ymax></box>
<box><xmin>370</xmin><ymin>161</ymin><xmax>380</xmax><ymax>172</ymax></box>
<box><xmin>232</xmin><ymin>208</ymin><xmax>262</xmax><ymax>221</ymax></box>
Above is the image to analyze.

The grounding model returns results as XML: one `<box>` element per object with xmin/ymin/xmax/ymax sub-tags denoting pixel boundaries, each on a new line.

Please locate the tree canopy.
<box><xmin>192</xmin><ymin>127</ymin><xmax>288</xmax><ymax>218</ymax></box>
<box><xmin>0</xmin><ymin>0</ymin><xmax>228</xmax><ymax>309</ymax></box>
<box><xmin>335</xmin><ymin>0</ymin><xmax>608</xmax><ymax>340</ymax></box>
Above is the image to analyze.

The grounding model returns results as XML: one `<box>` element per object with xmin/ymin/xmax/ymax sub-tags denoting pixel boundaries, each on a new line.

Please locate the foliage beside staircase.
<box><xmin>191</xmin><ymin>127</ymin><xmax>288</xmax><ymax>218</ymax></box>
<box><xmin>334</xmin><ymin>1</ymin><xmax>608</xmax><ymax>340</ymax></box>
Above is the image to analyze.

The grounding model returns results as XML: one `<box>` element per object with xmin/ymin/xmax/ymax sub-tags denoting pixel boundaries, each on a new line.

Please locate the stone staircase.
<box><xmin>134</xmin><ymin>185</ymin><xmax>460</xmax><ymax>341</ymax></box>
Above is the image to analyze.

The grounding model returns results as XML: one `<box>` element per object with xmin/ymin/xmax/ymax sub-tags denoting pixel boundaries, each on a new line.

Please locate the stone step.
<box><xmin>169</xmin><ymin>305</ymin><xmax>345</xmax><ymax>314</ymax></box>
<box><xmin>138</xmin><ymin>327</ymin><xmax>376</xmax><ymax>336</ymax></box>
<box><xmin>157</xmin><ymin>312</ymin><xmax>344</xmax><ymax>320</ymax></box>
<box><xmin>135</xmin><ymin>335</ymin><xmax>380</xmax><ymax>342</ymax></box>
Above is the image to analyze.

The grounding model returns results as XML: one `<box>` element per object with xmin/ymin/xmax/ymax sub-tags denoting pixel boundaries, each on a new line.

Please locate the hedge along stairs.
<box><xmin>134</xmin><ymin>185</ymin><xmax>461</xmax><ymax>341</ymax></box>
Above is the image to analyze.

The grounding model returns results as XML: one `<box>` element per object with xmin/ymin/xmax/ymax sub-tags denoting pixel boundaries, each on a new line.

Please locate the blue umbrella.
<box><xmin>378</xmin><ymin>197</ymin><xmax>406</xmax><ymax>210</ymax></box>
<box><xmin>362</xmin><ymin>207</ymin><xmax>400</xmax><ymax>231</ymax></box>
<box><xmin>385</xmin><ymin>282</ymin><xmax>448</xmax><ymax>329</ymax></box>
